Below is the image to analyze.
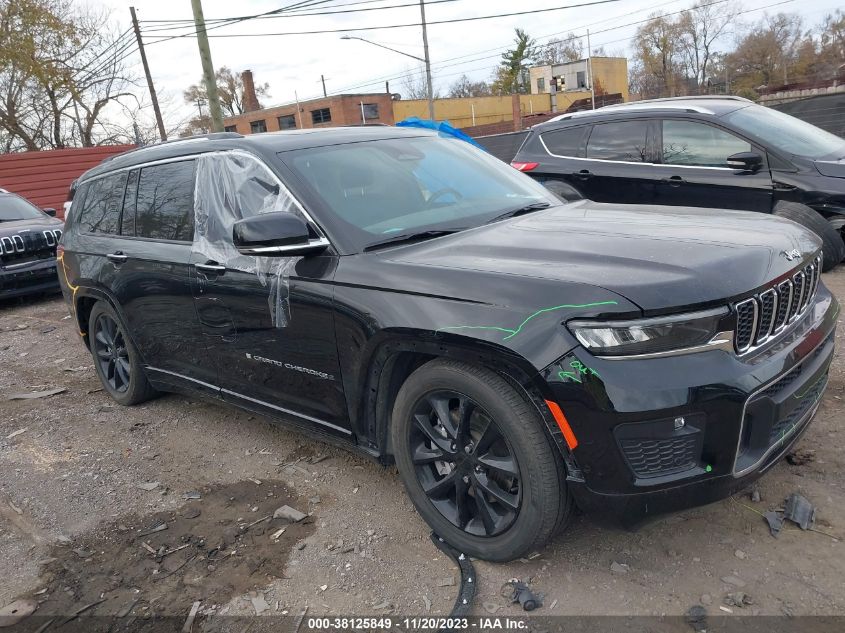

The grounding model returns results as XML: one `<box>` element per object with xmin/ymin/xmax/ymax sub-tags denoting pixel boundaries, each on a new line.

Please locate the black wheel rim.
<box><xmin>93</xmin><ymin>314</ymin><xmax>131</xmax><ymax>393</ymax></box>
<box><xmin>410</xmin><ymin>391</ymin><xmax>521</xmax><ymax>537</ymax></box>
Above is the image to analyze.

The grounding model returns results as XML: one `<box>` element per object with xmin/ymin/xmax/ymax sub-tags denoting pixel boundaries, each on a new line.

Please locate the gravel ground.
<box><xmin>2</xmin><ymin>268</ymin><xmax>845</xmax><ymax>624</ymax></box>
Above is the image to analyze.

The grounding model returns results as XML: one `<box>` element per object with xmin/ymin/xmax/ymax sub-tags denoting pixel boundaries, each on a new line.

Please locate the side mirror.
<box><xmin>232</xmin><ymin>212</ymin><xmax>329</xmax><ymax>256</ymax></box>
<box><xmin>43</xmin><ymin>208</ymin><xmax>57</xmax><ymax>217</ymax></box>
<box><xmin>727</xmin><ymin>152</ymin><xmax>762</xmax><ymax>173</ymax></box>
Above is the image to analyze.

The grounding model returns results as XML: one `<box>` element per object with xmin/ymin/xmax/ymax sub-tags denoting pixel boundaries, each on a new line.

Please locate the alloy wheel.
<box><xmin>409</xmin><ymin>391</ymin><xmax>521</xmax><ymax>536</ymax></box>
<box><xmin>93</xmin><ymin>313</ymin><xmax>131</xmax><ymax>393</ymax></box>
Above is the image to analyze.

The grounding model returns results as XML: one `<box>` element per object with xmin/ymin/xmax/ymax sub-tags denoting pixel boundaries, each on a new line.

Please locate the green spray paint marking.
<box><xmin>558</xmin><ymin>371</ymin><xmax>582</xmax><ymax>383</ymax></box>
<box><xmin>559</xmin><ymin>360</ymin><xmax>601</xmax><ymax>383</ymax></box>
<box><xmin>437</xmin><ymin>300</ymin><xmax>619</xmax><ymax>341</ymax></box>
<box><xmin>792</xmin><ymin>372</ymin><xmax>828</xmax><ymax>400</ymax></box>
<box><xmin>705</xmin><ymin>464</ymin><xmax>712</xmax><ymax>473</ymax></box>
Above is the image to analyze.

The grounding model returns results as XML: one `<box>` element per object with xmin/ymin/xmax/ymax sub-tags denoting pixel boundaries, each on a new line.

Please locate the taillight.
<box><xmin>511</xmin><ymin>161</ymin><xmax>539</xmax><ymax>172</ymax></box>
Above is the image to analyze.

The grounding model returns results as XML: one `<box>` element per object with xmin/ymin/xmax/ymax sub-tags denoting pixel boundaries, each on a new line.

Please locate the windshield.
<box><xmin>280</xmin><ymin>135</ymin><xmax>557</xmax><ymax>252</ymax></box>
<box><xmin>723</xmin><ymin>105</ymin><xmax>845</xmax><ymax>159</ymax></box>
<box><xmin>0</xmin><ymin>194</ymin><xmax>44</xmax><ymax>222</ymax></box>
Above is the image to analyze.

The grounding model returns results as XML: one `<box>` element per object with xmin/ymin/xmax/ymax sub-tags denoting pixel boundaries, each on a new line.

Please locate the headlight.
<box><xmin>568</xmin><ymin>307</ymin><xmax>730</xmax><ymax>357</ymax></box>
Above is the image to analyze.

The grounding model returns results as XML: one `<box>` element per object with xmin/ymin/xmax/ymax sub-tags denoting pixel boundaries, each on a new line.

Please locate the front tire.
<box><xmin>774</xmin><ymin>201</ymin><xmax>844</xmax><ymax>272</ymax></box>
<box><xmin>391</xmin><ymin>359</ymin><xmax>571</xmax><ymax>561</ymax></box>
<box><xmin>88</xmin><ymin>302</ymin><xmax>158</xmax><ymax>406</ymax></box>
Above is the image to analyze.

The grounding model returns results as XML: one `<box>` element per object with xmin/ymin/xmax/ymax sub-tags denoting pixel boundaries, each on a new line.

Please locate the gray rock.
<box><xmin>700</xmin><ymin>594</ymin><xmax>712</xmax><ymax>606</ymax></box>
<box><xmin>734</xmin><ymin>549</ymin><xmax>747</xmax><ymax>560</ymax></box>
<box><xmin>437</xmin><ymin>576</ymin><xmax>455</xmax><ymax>587</ymax></box>
<box><xmin>721</xmin><ymin>575</ymin><xmax>746</xmax><ymax>588</ymax></box>
<box><xmin>610</xmin><ymin>561</ymin><xmax>630</xmax><ymax>574</ymax></box>
<box><xmin>272</xmin><ymin>505</ymin><xmax>306</xmax><ymax>522</ymax></box>
<box><xmin>137</xmin><ymin>482</ymin><xmax>160</xmax><ymax>491</ymax></box>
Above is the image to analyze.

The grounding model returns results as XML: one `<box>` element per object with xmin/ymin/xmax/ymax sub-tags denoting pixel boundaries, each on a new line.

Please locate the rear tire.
<box><xmin>391</xmin><ymin>359</ymin><xmax>572</xmax><ymax>562</ymax></box>
<box><xmin>774</xmin><ymin>201</ymin><xmax>844</xmax><ymax>272</ymax></box>
<box><xmin>88</xmin><ymin>301</ymin><xmax>158</xmax><ymax>406</ymax></box>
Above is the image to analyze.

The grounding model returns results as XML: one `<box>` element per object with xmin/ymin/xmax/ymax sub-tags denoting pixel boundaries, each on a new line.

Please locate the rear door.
<box><xmin>577</xmin><ymin>118</ymin><xmax>661</xmax><ymax>204</ymax></box>
<box><xmin>653</xmin><ymin>118</ymin><xmax>773</xmax><ymax>212</ymax></box>
<box><xmin>190</xmin><ymin>152</ymin><xmax>348</xmax><ymax>436</ymax></box>
<box><xmin>97</xmin><ymin>159</ymin><xmax>214</xmax><ymax>390</ymax></box>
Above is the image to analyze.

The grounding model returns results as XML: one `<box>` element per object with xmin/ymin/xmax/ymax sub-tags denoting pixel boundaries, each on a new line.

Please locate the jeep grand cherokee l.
<box><xmin>58</xmin><ymin>128</ymin><xmax>837</xmax><ymax>561</ymax></box>
<box><xmin>512</xmin><ymin>96</ymin><xmax>845</xmax><ymax>271</ymax></box>
<box><xmin>1</xmin><ymin>190</ymin><xmax>63</xmax><ymax>299</ymax></box>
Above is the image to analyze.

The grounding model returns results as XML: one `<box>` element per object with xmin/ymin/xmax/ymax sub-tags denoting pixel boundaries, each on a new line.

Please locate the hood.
<box><xmin>382</xmin><ymin>201</ymin><xmax>821</xmax><ymax>312</ymax></box>
<box><xmin>815</xmin><ymin>159</ymin><xmax>845</xmax><ymax>179</ymax></box>
<box><xmin>0</xmin><ymin>216</ymin><xmax>63</xmax><ymax>237</ymax></box>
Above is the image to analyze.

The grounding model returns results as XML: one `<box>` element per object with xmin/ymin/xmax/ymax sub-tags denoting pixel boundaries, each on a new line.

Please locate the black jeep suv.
<box><xmin>1</xmin><ymin>189</ymin><xmax>64</xmax><ymax>299</ymax></box>
<box><xmin>59</xmin><ymin>127</ymin><xmax>837</xmax><ymax>561</ymax></box>
<box><xmin>512</xmin><ymin>96</ymin><xmax>845</xmax><ymax>271</ymax></box>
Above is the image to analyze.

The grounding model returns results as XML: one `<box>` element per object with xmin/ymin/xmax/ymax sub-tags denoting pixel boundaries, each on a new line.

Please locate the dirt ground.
<box><xmin>2</xmin><ymin>269</ymin><xmax>845</xmax><ymax>628</ymax></box>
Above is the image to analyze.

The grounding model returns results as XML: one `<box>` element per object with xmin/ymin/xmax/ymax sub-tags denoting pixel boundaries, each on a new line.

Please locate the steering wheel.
<box><xmin>425</xmin><ymin>187</ymin><xmax>464</xmax><ymax>207</ymax></box>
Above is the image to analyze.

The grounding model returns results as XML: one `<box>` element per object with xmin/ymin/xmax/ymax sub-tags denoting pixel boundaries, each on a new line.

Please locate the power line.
<box><xmin>299</xmin><ymin>0</ymin><xmax>795</xmax><ymax>99</ymax></box>
<box><xmin>139</xmin><ymin>0</ymin><xmax>465</xmax><ymax>33</ymax></box>
<box><xmin>140</xmin><ymin>0</ymin><xmax>405</xmax><ymax>24</ymax></box>
<box><xmin>143</xmin><ymin>0</ymin><xmax>630</xmax><ymax>43</ymax></box>
<box><xmin>143</xmin><ymin>0</ymin><xmax>338</xmax><ymax>43</ymax></box>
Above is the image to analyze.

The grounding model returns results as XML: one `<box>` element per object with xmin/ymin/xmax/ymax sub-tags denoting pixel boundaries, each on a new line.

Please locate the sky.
<box><xmin>93</xmin><ymin>0</ymin><xmax>843</xmax><ymax>131</ymax></box>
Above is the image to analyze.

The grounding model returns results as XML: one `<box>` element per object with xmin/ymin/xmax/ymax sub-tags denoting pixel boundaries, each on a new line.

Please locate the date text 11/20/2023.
<box><xmin>305</xmin><ymin>617</ymin><xmax>529</xmax><ymax>630</ymax></box>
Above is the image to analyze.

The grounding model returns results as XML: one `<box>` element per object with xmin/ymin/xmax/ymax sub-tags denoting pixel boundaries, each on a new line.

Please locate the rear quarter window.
<box><xmin>76</xmin><ymin>173</ymin><xmax>128</xmax><ymax>235</ymax></box>
<box><xmin>131</xmin><ymin>160</ymin><xmax>196</xmax><ymax>242</ymax></box>
<box><xmin>540</xmin><ymin>126</ymin><xmax>586</xmax><ymax>157</ymax></box>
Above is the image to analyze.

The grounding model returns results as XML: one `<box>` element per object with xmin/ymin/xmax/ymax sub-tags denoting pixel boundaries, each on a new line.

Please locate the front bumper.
<box><xmin>0</xmin><ymin>258</ymin><xmax>60</xmax><ymax>299</ymax></box>
<box><xmin>543</xmin><ymin>284</ymin><xmax>838</xmax><ymax>526</ymax></box>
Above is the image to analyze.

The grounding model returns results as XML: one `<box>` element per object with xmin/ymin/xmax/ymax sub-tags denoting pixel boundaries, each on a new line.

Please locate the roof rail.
<box><xmin>101</xmin><ymin>131</ymin><xmax>245</xmax><ymax>163</ymax></box>
<box><xmin>604</xmin><ymin>95</ymin><xmax>752</xmax><ymax>108</ymax></box>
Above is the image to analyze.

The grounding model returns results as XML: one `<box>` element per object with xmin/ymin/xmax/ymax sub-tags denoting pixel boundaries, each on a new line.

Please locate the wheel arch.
<box><xmin>74</xmin><ymin>287</ymin><xmax>138</xmax><ymax>355</ymax></box>
<box><xmin>355</xmin><ymin>331</ymin><xmax>573</xmax><ymax>468</ymax></box>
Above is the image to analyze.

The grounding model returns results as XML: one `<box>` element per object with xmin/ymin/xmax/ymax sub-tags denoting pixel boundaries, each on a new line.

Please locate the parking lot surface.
<box><xmin>2</xmin><ymin>270</ymin><xmax>845</xmax><ymax>620</ymax></box>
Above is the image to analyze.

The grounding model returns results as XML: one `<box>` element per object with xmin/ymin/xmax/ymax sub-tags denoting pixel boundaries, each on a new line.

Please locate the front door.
<box><xmin>653</xmin><ymin>118</ymin><xmax>773</xmax><ymax>212</ymax></box>
<box><xmin>190</xmin><ymin>152</ymin><xmax>349</xmax><ymax>436</ymax></box>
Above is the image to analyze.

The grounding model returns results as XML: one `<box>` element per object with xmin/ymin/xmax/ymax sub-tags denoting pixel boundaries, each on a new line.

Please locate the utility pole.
<box><xmin>190</xmin><ymin>0</ymin><xmax>223</xmax><ymax>132</ymax></box>
<box><xmin>385</xmin><ymin>80</ymin><xmax>390</xmax><ymax>94</ymax></box>
<box><xmin>130</xmin><ymin>6</ymin><xmax>167</xmax><ymax>141</ymax></box>
<box><xmin>586</xmin><ymin>29</ymin><xmax>596</xmax><ymax>110</ymax></box>
<box><xmin>418</xmin><ymin>0</ymin><xmax>435</xmax><ymax>121</ymax></box>
<box><xmin>321</xmin><ymin>74</ymin><xmax>327</xmax><ymax>97</ymax></box>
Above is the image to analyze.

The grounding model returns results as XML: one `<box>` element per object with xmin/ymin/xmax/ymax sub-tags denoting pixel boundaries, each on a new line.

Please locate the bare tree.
<box><xmin>631</xmin><ymin>12</ymin><xmax>683</xmax><ymax>98</ymax></box>
<box><xmin>0</xmin><ymin>0</ymin><xmax>139</xmax><ymax>150</ymax></box>
<box><xmin>183</xmin><ymin>66</ymin><xmax>270</xmax><ymax>118</ymax></box>
<box><xmin>677</xmin><ymin>1</ymin><xmax>740</xmax><ymax>93</ymax></box>
<box><xmin>447</xmin><ymin>74</ymin><xmax>491</xmax><ymax>98</ymax></box>
<box><xmin>400</xmin><ymin>65</ymin><xmax>440</xmax><ymax>100</ymax></box>
<box><xmin>537</xmin><ymin>33</ymin><xmax>583</xmax><ymax>65</ymax></box>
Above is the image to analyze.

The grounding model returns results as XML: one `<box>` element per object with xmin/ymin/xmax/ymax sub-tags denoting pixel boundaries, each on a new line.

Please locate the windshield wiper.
<box><xmin>364</xmin><ymin>229</ymin><xmax>462</xmax><ymax>252</ymax></box>
<box><xmin>485</xmin><ymin>201</ymin><xmax>552</xmax><ymax>224</ymax></box>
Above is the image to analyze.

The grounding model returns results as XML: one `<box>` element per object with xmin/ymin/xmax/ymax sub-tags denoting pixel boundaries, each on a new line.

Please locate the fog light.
<box><xmin>674</xmin><ymin>416</ymin><xmax>686</xmax><ymax>430</ymax></box>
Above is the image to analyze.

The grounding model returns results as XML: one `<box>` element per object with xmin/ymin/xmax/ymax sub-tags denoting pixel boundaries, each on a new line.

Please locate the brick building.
<box><xmin>223</xmin><ymin>72</ymin><xmax>395</xmax><ymax>134</ymax></box>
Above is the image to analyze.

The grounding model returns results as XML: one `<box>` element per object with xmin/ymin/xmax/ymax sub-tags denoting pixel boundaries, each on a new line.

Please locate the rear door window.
<box><xmin>133</xmin><ymin>160</ymin><xmax>196</xmax><ymax>242</ymax></box>
<box><xmin>661</xmin><ymin>120</ymin><xmax>752</xmax><ymax>167</ymax></box>
<box><xmin>77</xmin><ymin>172</ymin><xmax>127</xmax><ymax>234</ymax></box>
<box><xmin>541</xmin><ymin>126</ymin><xmax>586</xmax><ymax>157</ymax></box>
<box><xmin>586</xmin><ymin>120</ymin><xmax>649</xmax><ymax>162</ymax></box>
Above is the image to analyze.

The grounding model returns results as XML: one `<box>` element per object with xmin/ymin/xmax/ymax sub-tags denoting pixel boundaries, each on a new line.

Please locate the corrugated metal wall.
<box><xmin>0</xmin><ymin>145</ymin><xmax>134</xmax><ymax>218</ymax></box>
<box><xmin>770</xmin><ymin>94</ymin><xmax>845</xmax><ymax>139</ymax></box>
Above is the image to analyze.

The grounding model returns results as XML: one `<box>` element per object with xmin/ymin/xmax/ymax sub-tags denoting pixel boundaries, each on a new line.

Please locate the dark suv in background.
<box><xmin>59</xmin><ymin>128</ymin><xmax>837</xmax><ymax>561</ymax></box>
<box><xmin>1</xmin><ymin>189</ymin><xmax>63</xmax><ymax>299</ymax></box>
<box><xmin>512</xmin><ymin>96</ymin><xmax>845</xmax><ymax>271</ymax></box>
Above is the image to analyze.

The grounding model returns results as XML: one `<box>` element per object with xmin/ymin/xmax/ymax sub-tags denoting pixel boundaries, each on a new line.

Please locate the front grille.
<box><xmin>733</xmin><ymin>255</ymin><xmax>821</xmax><ymax>354</ymax></box>
<box><xmin>0</xmin><ymin>229</ymin><xmax>59</xmax><ymax>267</ymax></box>
<box><xmin>620</xmin><ymin>435</ymin><xmax>699</xmax><ymax>477</ymax></box>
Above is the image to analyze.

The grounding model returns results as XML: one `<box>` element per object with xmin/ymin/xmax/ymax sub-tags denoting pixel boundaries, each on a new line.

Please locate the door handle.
<box><xmin>106</xmin><ymin>252</ymin><xmax>127</xmax><ymax>263</ymax></box>
<box><xmin>574</xmin><ymin>169</ymin><xmax>592</xmax><ymax>180</ymax></box>
<box><xmin>195</xmin><ymin>262</ymin><xmax>226</xmax><ymax>274</ymax></box>
<box><xmin>662</xmin><ymin>175</ymin><xmax>685</xmax><ymax>187</ymax></box>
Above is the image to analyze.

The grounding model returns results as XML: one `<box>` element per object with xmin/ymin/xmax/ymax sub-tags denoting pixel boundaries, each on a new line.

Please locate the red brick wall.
<box><xmin>225</xmin><ymin>94</ymin><xmax>395</xmax><ymax>134</ymax></box>
<box><xmin>0</xmin><ymin>145</ymin><xmax>134</xmax><ymax>218</ymax></box>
